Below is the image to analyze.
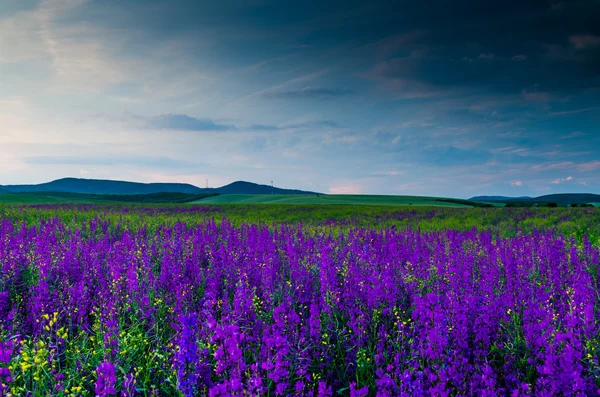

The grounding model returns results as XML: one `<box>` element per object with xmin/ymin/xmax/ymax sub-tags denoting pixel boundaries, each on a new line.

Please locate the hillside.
<box><xmin>1</xmin><ymin>178</ymin><xmax>207</xmax><ymax>195</ymax></box>
<box><xmin>217</xmin><ymin>181</ymin><xmax>317</xmax><ymax>195</ymax></box>
<box><xmin>534</xmin><ymin>193</ymin><xmax>600</xmax><ymax>205</ymax></box>
<box><xmin>470</xmin><ymin>193</ymin><xmax>600</xmax><ymax>206</ymax></box>
<box><xmin>0</xmin><ymin>178</ymin><xmax>318</xmax><ymax>196</ymax></box>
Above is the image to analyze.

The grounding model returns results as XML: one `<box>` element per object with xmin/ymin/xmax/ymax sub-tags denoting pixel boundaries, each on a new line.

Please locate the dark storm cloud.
<box><xmin>71</xmin><ymin>0</ymin><xmax>600</xmax><ymax>96</ymax></box>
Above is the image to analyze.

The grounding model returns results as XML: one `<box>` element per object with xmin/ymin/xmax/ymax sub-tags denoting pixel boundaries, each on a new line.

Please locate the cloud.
<box><xmin>577</xmin><ymin>161</ymin><xmax>600</xmax><ymax>172</ymax></box>
<box><xmin>372</xmin><ymin>170</ymin><xmax>407</xmax><ymax>177</ymax></box>
<box><xmin>521</xmin><ymin>88</ymin><xmax>553</xmax><ymax>102</ymax></box>
<box><xmin>248</xmin><ymin>124</ymin><xmax>280</xmax><ymax>131</ymax></box>
<box><xmin>247</xmin><ymin>120</ymin><xmax>341</xmax><ymax>131</ymax></box>
<box><xmin>372</xmin><ymin>30</ymin><xmax>427</xmax><ymax>60</ymax></box>
<box><xmin>549</xmin><ymin>106</ymin><xmax>600</xmax><ymax>116</ymax></box>
<box><xmin>22</xmin><ymin>155</ymin><xmax>200</xmax><ymax>168</ymax></box>
<box><xmin>462</xmin><ymin>52</ymin><xmax>501</xmax><ymax>63</ymax></box>
<box><xmin>478</xmin><ymin>52</ymin><xmax>497</xmax><ymax>61</ymax></box>
<box><xmin>511</xmin><ymin>54</ymin><xmax>527</xmax><ymax>61</ymax></box>
<box><xmin>548</xmin><ymin>2</ymin><xmax>564</xmax><ymax>13</ymax></box>
<box><xmin>511</xmin><ymin>180</ymin><xmax>523</xmax><ymax>186</ymax></box>
<box><xmin>262</xmin><ymin>87</ymin><xmax>354</xmax><ymax>99</ymax></box>
<box><xmin>145</xmin><ymin>114</ymin><xmax>235</xmax><ymax>131</ymax></box>
<box><xmin>569</xmin><ymin>34</ymin><xmax>600</xmax><ymax>50</ymax></box>
<box><xmin>551</xmin><ymin>176</ymin><xmax>573</xmax><ymax>184</ymax></box>
<box><xmin>420</xmin><ymin>146</ymin><xmax>492</xmax><ymax>166</ymax></box>
<box><xmin>530</xmin><ymin>161</ymin><xmax>575</xmax><ymax>171</ymax></box>
<box><xmin>328</xmin><ymin>183</ymin><xmax>362</xmax><ymax>194</ymax></box>
<box><xmin>560</xmin><ymin>131</ymin><xmax>584</xmax><ymax>139</ymax></box>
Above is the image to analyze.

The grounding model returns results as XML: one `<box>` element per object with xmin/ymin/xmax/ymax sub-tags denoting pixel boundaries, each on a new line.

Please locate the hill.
<box><xmin>534</xmin><ymin>193</ymin><xmax>600</xmax><ymax>206</ymax></box>
<box><xmin>1</xmin><ymin>177</ymin><xmax>207</xmax><ymax>195</ymax></box>
<box><xmin>471</xmin><ymin>193</ymin><xmax>600</xmax><ymax>206</ymax></box>
<box><xmin>217</xmin><ymin>181</ymin><xmax>316</xmax><ymax>195</ymax></box>
<box><xmin>0</xmin><ymin>178</ymin><xmax>318</xmax><ymax>196</ymax></box>
<box><xmin>0</xmin><ymin>191</ymin><xmax>218</xmax><ymax>204</ymax></box>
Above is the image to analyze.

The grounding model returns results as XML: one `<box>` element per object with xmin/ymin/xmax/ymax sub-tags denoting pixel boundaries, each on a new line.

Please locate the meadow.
<box><xmin>0</xmin><ymin>204</ymin><xmax>599</xmax><ymax>396</ymax></box>
<box><xmin>0</xmin><ymin>192</ymin><xmax>497</xmax><ymax>208</ymax></box>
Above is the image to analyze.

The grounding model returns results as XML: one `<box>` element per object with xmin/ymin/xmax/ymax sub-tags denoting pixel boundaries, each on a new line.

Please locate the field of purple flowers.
<box><xmin>0</xmin><ymin>205</ymin><xmax>599</xmax><ymax>396</ymax></box>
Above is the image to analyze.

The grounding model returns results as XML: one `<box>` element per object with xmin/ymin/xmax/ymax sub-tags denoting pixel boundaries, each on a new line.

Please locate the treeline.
<box><xmin>435</xmin><ymin>198</ymin><xmax>495</xmax><ymax>208</ymax></box>
<box><xmin>504</xmin><ymin>201</ymin><xmax>596</xmax><ymax>208</ymax></box>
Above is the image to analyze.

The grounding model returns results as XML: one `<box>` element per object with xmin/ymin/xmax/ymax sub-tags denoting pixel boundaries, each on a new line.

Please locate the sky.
<box><xmin>0</xmin><ymin>0</ymin><xmax>599</xmax><ymax>197</ymax></box>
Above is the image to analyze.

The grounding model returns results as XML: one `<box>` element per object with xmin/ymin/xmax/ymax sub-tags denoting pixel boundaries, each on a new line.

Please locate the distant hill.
<box><xmin>217</xmin><ymin>181</ymin><xmax>317</xmax><ymax>195</ymax></box>
<box><xmin>471</xmin><ymin>193</ymin><xmax>600</xmax><ymax>206</ymax></box>
<box><xmin>534</xmin><ymin>193</ymin><xmax>600</xmax><ymax>205</ymax></box>
<box><xmin>1</xmin><ymin>177</ymin><xmax>207</xmax><ymax>195</ymax></box>
<box><xmin>0</xmin><ymin>177</ymin><xmax>318</xmax><ymax>196</ymax></box>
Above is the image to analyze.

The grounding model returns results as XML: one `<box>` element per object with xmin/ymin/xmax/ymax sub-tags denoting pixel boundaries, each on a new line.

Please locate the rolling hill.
<box><xmin>1</xmin><ymin>178</ymin><xmax>206</xmax><ymax>195</ymax></box>
<box><xmin>0</xmin><ymin>178</ymin><xmax>318</xmax><ymax>196</ymax></box>
<box><xmin>470</xmin><ymin>193</ymin><xmax>600</xmax><ymax>206</ymax></box>
<box><xmin>218</xmin><ymin>181</ymin><xmax>316</xmax><ymax>195</ymax></box>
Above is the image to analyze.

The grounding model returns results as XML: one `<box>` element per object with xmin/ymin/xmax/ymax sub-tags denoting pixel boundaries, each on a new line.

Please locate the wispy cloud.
<box><xmin>551</xmin><ymin>175</ymin><xmax>573</xmax><ymax>184</ymax></box>
<box><xmin>134</xmin><ymin>113</ymin><xmax>235</xmax><ymax>131</ymax></box>
<box><xmin>577</xmin><ymin>161</ymin><xmax>600</xmax><ymax>172</ymax></box>
<box><xmin>328</xmin><ymin>183</ymin><xmax>362</xmax><ymax>194</ymax></box>
<box><xmin>569</xmin><ymin>34</ymin><xmax>600</xmax><ymax>50</ymax></box>
<box><xmin>262</xmin><ymin>87</ymin><xmax>353</xmax><ymax>99</ymax></box>
<box><xmin>23</xmin><ymin>155</ymin><xmax>200</xmax><ymax>168</ymax></box>
<box><xmin>511</xmin><ymin>180</ymin><xmax>523</xmax><ymax>187</ymax></box>
<box><xmin>372</xmin><ymin>169</ymin><xmax>407</xmax><ymax>177</ymax></box>
<box><xmin>247</xmin><ymin>120</ymin><xmax>341</xmax><ymax>131</ymax></box>
<box><xmin>521</xmin><ymin>88</ymin><xmax>553</xmax><ymax>102</ymax></box>
<box><xmin>511</xmin><ymin>54</ymin><xmax>527</xmax><ymax>61</ymax></box>
<box><xmin>370</xmin><ymin>30</ymin><xmax>427</xmax><ymax>60</ymax></box>
<box><xmin>560</xmin><ymin>131</ymin><xmax>584</xmax><ymax>139</ymax></box>
<box><xmin>531</xmin><ymin>161</ymin><xmax>575</xmax><ymax>171</ymax></box>
<box><xmin>549</xmin><ymin>106</ymin><xmax>600</xmax><ymax>116</ymax></box>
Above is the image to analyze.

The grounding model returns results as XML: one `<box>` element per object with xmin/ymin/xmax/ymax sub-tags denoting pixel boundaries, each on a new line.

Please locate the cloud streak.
<box><xmin>135</xmin><ymin>114</ymin><xmax>235</xmax><ymax>131</ymax></box>
<box><xmin>23</xmin><ymin>155</ymin><xmax>201</xmax><ymax>168</ymax></box>
<box><xmin>262</xmin><ymin>87</ymin><xmax>354</xmax><ymax>99</ymax></box>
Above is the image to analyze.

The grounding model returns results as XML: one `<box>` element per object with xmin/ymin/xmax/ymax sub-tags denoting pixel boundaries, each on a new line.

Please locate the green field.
<box><xmin>0</xmin><ymin>192</ymin><xmax>498</xmax><ymax>207</ymax></box>
<box><xmin>0</xmin><ymin>193</ymin><xmax>90</xmax><ymax>204</ymax></box>
<box><xmin>189</xmin><ymin>193</ymin><xmax>493</xmax><ymax>207</ymax></box>
<box><xmin>0</xmin><ymin>191</ymin><xmax>215</xmax><ymax>204</ymax></box>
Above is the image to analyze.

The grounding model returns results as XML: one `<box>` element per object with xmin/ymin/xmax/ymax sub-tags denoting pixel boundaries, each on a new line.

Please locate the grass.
<box><xmin>0</xmin><ymin>193</ymin><xmax>90</xmax><ymax>204</ymax></box>
<box><xmin>189</xmin><ymin>194</ymin><xmax>486</xmax><ymax>207</ymax></box>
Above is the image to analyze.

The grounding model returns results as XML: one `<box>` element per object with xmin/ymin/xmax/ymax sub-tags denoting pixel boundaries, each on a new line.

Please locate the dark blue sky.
<box><xmin>0</xmin><ymin>0</ymin><xmax>599</xmax><ymax>196</ymax></box>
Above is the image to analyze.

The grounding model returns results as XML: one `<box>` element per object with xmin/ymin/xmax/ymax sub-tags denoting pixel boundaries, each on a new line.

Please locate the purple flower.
<box><xmin>95</xmin><ymin>360</ymin><xmax>117</xmax><ymax>397</ymax></box>
<box><xmin>176</xmin><ymin>313</ymin><xmax>199</xmax><ymax>397</ymax></box>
